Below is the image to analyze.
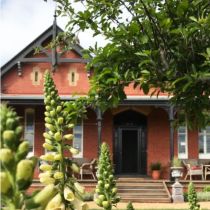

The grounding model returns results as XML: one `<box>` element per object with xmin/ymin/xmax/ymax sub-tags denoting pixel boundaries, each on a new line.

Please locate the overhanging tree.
<box><xmin>53</xmin><ymin>0</ymin><xmax>210</xmax><ymax>128</ymax></box>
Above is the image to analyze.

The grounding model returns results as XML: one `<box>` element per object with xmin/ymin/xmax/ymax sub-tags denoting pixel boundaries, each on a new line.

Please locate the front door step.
<box><xmin>117</xmin><ymin>178</ymin><xmax>171</xmax><ymax>203</ymax></box>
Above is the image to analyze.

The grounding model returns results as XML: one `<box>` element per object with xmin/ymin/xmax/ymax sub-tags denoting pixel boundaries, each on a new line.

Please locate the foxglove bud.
<box><xmin>63</xmin><ymin>134</ymin><xmax>74</xmax><ymax>140</ymax></box>
<box><xmin>0</xmin><ymin>172</ymin><xmax>11</xmax><ymax>194</ymax></box>
<box><xmin>70</xmin><ymin>147</ymin><xmax>79</xmax><ymax>155</ymax></box>
<box><xmin>74</xmin><ymin>182</ymin><xmax>85</xmax><ymax>194</ymax></box>
<box><xmin>56</xmin><ymin>106</ymin><xmax>62</xmax><ymax>113</ymax></box>
<box><xmin>40</xmin><ymin>177</ymin><xmax>55</xmax><ymax>185</ymax></box>
<box><xmin>102</xmin><ymin>201</ymin><xmax>111</xmax><ymax>209</ymax></box>
<box><xmin>57</xmin><ymin>117</ymin><xmax>64</xmax><ymax>125</ymax></box>
<box><xmin>45</xmin><ymin>123</ymin><xmax>56</xmax><ymax>132</ymax></box>
<box><xmin>50</xmin><ymin>110</ymin><xmax>56</xmax><ymax>117</ymax></box>
<box><xmin>98</xmin><ymin>194</ymin><xmax>105</xmax><ymax>201</ymax></box>
<box><xmin>46</xmin><ymin>106</ymin><xmax>51</xmax><ymax>111</ymax></box>
<box><xmin>54</xmin><ymin>171</ymin><xmax>64</xmax><ymax>179</ymax></box>
<box><xmin>15</xmin><ymin>126</ymin><xmax>23</xmax><ymax>138</ymax></box>
<box><xmin>26</xmin><ymin>184</ymin><xmax>57</xmax><ymax>209</ymax></box>
<box><xmin>45</xmin><ymin>117</ymin><xmax>52</xmax><ymax>124</ymax></box>
<box><xmin>54</xmin><ymin>154</ymin><xmax>62</xmax><ymax>161</ymax></box>
<box><xmin>64</xmin><ymin>187</ymin><xmax>75</xmax><ymax>201</ymax></box>
<box><xmin>16</xmin><ymin>141</ymin><xmax>29</xmax><ymax>160</ymax></box>
<box><xmin>44</xmin><ymin>111</ymin><xmax>50</xmax><ymax>117</ymax></box>
<box><xmin>0</xmin><ymin>148</ymin><xmax>13</xmax><ymax>164</ymax></box>
<box><xmin>40</xmin><ymin>153</ymin><xmax>54</xmax><ymax>162</ymax></box>
<box><xmin>6</xmin><ymin>118</ymin><xmax>16</xmax><ymax>130</ymax></box>
<box><xmin>43</xmin><ymin>143</ymin><xmax>53</xmax><ymax>151</ymax></box>
<box><xmin>3</xmin><ymin>130</ymin><xmax>15</xmax><ymax>142</ymax></box>
<box><xmin>38</xmin><ymin>171</ymin><xmax>51</xmax><ymax>179</ymax></box>
<box><xmin>68</xmin><ymin>123</ymin><xmax>74</xmax><ymax>128</ymax></box>
<box><xmin>71</xmin><ymin>163</ymin><xmax>80</xmax><ymax>173</ymax></box>
<box><xmin>43</xmin><ymin>132</ymin><xmax>51</xmax><ymax>140</ymax></box>
<box><xmin>17</xmin><ymin>159</ymin><xmax>33</xmax><ymax>180</ymax></box>
<box><xmin>54</xmin><ymin>132</ymin><xmax>62</xmax><ymax>141</ymax></box>
<box><xmin>16</xmin><ymin>159</ymin><xmax>34</xmax><ymax>190</ymax></box>
<box><xmin>40</xmin><ymin>164</ymin><xmax>52</xmax><ymax>171</ymax></box>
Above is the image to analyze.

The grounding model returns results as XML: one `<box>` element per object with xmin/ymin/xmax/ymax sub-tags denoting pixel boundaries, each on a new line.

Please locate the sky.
<box><xmin>0</xmin><ymin>0</ymin><xmax>106</xmax><ymax>66</ymax></box>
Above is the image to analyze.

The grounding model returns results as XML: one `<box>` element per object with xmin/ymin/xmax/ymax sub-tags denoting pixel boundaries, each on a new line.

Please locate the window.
<box><xmin>24</xmin><ymin>108</ymin><xmax>35</xmax><ymax>156</ymax></box>
<box><xmin>178</xmin><ymin>126</ymin><xmax>188</xmax><ymax>159</ymax></box>
<box><xmin>35</xmin><ymin>71</ymin><xmax>38</xmax><ymax>82</ymax></box>
<box><xmin>73</xmin><ymin>121</ymin><xmax>83</xmax><ymax>158</ymax></box>
<box><xmin>71</xmin><ymin>72</ymin><xmax>75</xmax><ymax>83</ymax></box>
<box><xmin>199</xmin><ymin>126</ymin><xmax>210</xmax><ymax>159</ymax></box>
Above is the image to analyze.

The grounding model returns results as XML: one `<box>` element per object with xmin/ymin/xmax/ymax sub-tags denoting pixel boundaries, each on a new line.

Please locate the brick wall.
<box><xmin>147</xmin><ymin>108</ymin><xmax>170</xmax><ymax>178</ymax></box>
<box><xmin>11</xmin><ymin>104</ymin><xmax>201</xmax><ymax>179</ymax></box>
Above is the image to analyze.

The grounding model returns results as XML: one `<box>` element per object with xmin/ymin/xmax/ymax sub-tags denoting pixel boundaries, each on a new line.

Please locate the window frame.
<box><xmin>199</xmin><ymin>126</ymin><xmax>210</xmax><ymax>159</ymax></box>
<box><xmin>177</xmin><ymin>125</ymin><xmax>188</xmax><ymax>159</ymax></box>
<box><xmin>24</xmin><ymin>108</ymin><xmax>35</xmax><ymax>157</ymax></box>
<box><xmin>72</xmin><ymin>120</ymin><xmax>83</xmax><ymax>158</ymax></box>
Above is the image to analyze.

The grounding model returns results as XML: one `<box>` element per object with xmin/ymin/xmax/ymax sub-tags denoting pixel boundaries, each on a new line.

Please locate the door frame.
<box><xmin>114</xmin><ymin>125</ymin><xmax>147</xmax><ymax>175</ymax></box>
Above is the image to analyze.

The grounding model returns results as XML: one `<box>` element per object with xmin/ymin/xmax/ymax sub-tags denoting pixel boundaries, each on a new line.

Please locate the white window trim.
<box><xmin>73</xmin><ymin>120</ymin><xmax>83</xmax><ymax>158</ymax></box>
<box><xmin>24</xmin><ymin>108</ymin><xmax>35</xmax><ymax>157</ymax></box>
<box><xmin>199</xmin><ymin>127</ymin><xmax>210</xmax><ymax>159</ymax></box>
<box><xmin>178</xmin><ymin>125</ymin><xmax>188</xmax><ymax>159</ymax></box>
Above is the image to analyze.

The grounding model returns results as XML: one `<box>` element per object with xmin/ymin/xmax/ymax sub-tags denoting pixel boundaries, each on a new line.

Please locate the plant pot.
<box><xmin>171</xmin><ymin>167</ymin><xmax>183</xmax><ymax>179</ymax></box>
<box><xmin>152</xmin><ymin>170</ymin><xmax>160</xmax><ymax>180</ymax></box>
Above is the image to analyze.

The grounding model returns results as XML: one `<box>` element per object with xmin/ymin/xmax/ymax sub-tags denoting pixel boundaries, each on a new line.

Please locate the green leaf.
<box><xmin>189</xmin><ymin>16</ymin><xmax>198</xmax><ymax>22</ymax></box>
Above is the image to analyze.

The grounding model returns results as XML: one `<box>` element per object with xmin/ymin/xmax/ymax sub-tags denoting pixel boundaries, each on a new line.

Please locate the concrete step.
<box><xmin>120</xmin><ymin>197</ymin><xmax>171</xmax><ymax>203</ymax></box>
<box><xmin>117</xmin><ymin>180</ymin><xmax>171</xmax><ymax>203</ymax></box>
<box><xmin>119</xmin><ymin>193</ymin><xmax>169</xmax><ymax>198</ymax></box>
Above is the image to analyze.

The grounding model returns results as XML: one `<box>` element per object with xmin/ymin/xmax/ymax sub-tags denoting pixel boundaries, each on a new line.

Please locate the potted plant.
<box><xmin>150</xmin><ymin>162</ymin><xmax>161</xmax><ymax>180</ymax></box>
<box><xmin>171</xmin><ymin>157</ymin><xmax>183</xmax><ymax>180</ymax></box>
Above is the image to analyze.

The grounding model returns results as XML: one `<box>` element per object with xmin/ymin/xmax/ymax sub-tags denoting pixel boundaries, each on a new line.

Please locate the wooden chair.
<box><xmin>79</xmin><ymin>158</ymin><xmax>97</xmax><ymax>180</ymax></box>
<box><xmin>204</xmin><ymin>165</ymin><xmax>210</xmax><ymax>180</ymax></box>
<box><xmin>183</xmin><ymin>160</ymin><xmax>204</xmax><ymax>180</ymax></box>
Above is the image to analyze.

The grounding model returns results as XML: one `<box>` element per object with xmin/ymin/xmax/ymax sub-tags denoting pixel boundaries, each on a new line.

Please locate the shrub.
<box><xmin>183</xmin><ymin>192</ymin><xmax>188</xmax><ymax>202</ymax></box>
<box><xmin>203</xmin><ymin>185</ymin><xmax>210</xmax><ymax>192</ymax></box>
<box><xmin>126</xmin><ymin>202</ymin><xmax>135</xmax><ymax>210</ymax></box>
<box><xmin>172</xmin><ymin>157</ymin><xmax>182</xmax><ymax>167</ymax></box>
<box><xmin>82</xmin><ymin>191</ymin><xmax>94</xmax><ymax>201</ymax></box>
<box><xmin>188</xmin><ymin>182</ymin><xmax>200</xmax><ymax>210</ymax></box>
<box><xmin>197</xmin><ymin>192</ymin><xmax>210</xmax><ymax>201</ymax></box>
<box><xmin>150</xmin><ymin>162</ymin><xmax>161</xmax><ymax>170</ymax></box>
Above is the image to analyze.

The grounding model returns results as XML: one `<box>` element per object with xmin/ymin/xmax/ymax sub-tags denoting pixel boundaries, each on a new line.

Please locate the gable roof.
<box><xmin>1</xmin><ymin>24</ymin><xmax>85</xmax><ymax>77</ymax></box>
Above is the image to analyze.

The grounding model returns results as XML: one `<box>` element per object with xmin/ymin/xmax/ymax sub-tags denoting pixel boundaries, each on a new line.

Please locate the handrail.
<box><xmin>163</xmin><ymin>180</ymin><xmax>171</xmax><ymax>200</ymax></box>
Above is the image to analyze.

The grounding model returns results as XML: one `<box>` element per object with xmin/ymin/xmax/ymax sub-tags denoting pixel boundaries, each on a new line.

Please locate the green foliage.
<box><xmin>82</xmin><ymin>191</ymin><xmax>94</xmax><ymax>201</ymax></box>
<box><xmin>197</xmin><ymin>192</ymin><xmax>210</xmax><ymax>201</ymax></box>
<box><xmin>203</xmin><ymin>185</ymin><xmax>210</xmax><ymax>192</ymax></box>
<box><xmin>172</xmin><ymin>157</ymin><xmax>182</xmax><ymax>167</ymax></box>
<box><xmin>54</xmin><ymin>0</ymin><xmax>210</xmax><ymax>128</ymax></box>
<box><xmin>150</xmin><ymin>162</ymin><xmax>161</xmax><ymax>170</ymax></box>
<box><xmin>188</xmin><ymin>182</ymin><xmax>200</xmax><ymax>210</ymax></box>
<box><xmin>126</xmin><ymin>202</ymin><xmax>135</xmax><ymax>210</ymax></box>
<box><xmin>183</xmin><ymin>192</ymin><xmax>188</xmax><ymax>202</ymax></box>
<box><xmin>95</xmin><ymin>142</ymin><xmax>120</xmax><ymax>210</ymax></box>
<box><xmin>0</xmin><ymin>104</ymin><xmax>37</xmax><ymax>210</ymax></box>
<box><xmin>41</xmin><ymin>72</ymin><xmax>88</xmax><ymax>210</ymax></box>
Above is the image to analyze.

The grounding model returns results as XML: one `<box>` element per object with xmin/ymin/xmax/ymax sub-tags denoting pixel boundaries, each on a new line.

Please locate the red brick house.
<box><xmin>1</xmin><ymin>22</ymin><xmax>210</xmax><ymax>179</ymax></box>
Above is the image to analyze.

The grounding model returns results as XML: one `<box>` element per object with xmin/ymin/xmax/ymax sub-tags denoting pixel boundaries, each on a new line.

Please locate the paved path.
<box><xmin>87</xmin><ymin>201</ymin><xmax>210</xmax><ymax>209</ymax></box>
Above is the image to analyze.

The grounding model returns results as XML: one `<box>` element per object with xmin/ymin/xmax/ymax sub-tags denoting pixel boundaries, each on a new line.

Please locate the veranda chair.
<box><xmin>205</xmin><ymin>165</ymin><xmax>210</xmax><ymax>180</ymax></box>
<box><xmin>80</xmin><ymin>158</ymin><xmax>97</xmax><ymax>180</ymax></box>
<box><xmin>183</xmin><ymin>160</ymin><xmax>204</xmax><ymax>180</ymax></box>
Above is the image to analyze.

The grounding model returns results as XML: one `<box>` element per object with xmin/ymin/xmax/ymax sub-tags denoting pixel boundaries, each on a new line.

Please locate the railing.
<box><xmin>163</xmin><ymin>180</ymin><xmax>171</xmax><ymax>200</ymax></box>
